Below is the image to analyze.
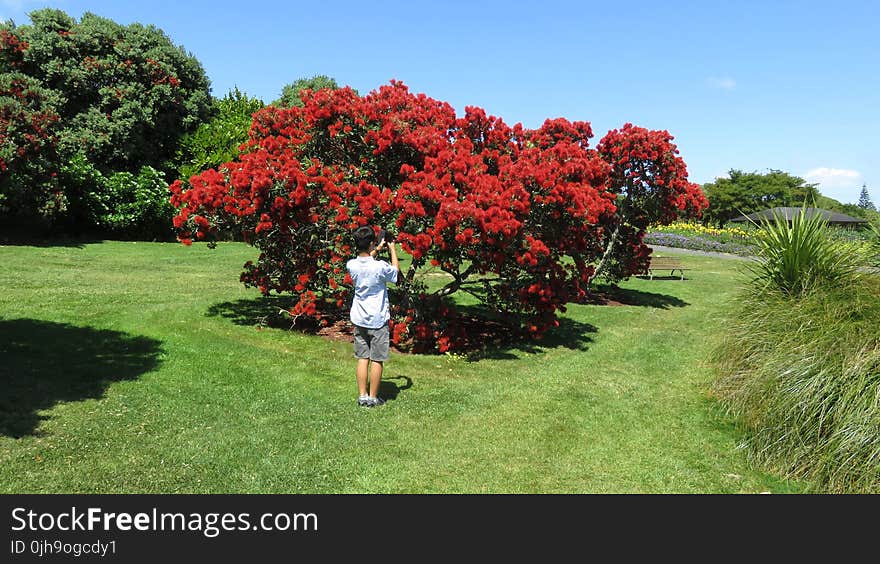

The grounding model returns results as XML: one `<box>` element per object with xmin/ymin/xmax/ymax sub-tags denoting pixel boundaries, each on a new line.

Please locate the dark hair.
<box><xmin>353</xmin><ymin>225</ymin><xmax>376</xmax><ymax>252</ymax></box>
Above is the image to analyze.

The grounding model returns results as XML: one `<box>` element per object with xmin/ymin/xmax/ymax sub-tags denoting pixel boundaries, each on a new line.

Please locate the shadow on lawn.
<box><xmin>0</xmin><ymin>237</ymin><xmax>103</xmax><ymax>249</ymax></box>
<box><xmin>463</xmin><ymin>315</ymin><xmax>598</xmax><ymax>361</ymax></box>
<box><xmin>0</xmin><ymin>227</ymin><xmax>104</xmax><ymax>248</ymax></box>
<box><xmin>446</xmin><ymin>303</ymin><xmax>598</xmax><ymax>361</ymax></box>
<box><xmin>206</xmin><ymin>296</ymin><xmax>599</xmax><ymax>361</ymax></box>
<box><xmin>585</xmin><ymin>285</ymin><xmax>690</xmax><ymax>309</ymax></box>
<box><xmin>380</xmin><ymin>375</ymin><xmax>413</xmax><ymax>402</ymax></box>
<box><xmin>0</xmin><ymin>319</ymin><xmax>163</xmax><ymax>438</ymax></box>
<box><xmin>205</xmin><ymin>296</ymin><xmax>299</xmax><ymax>328</ymax></box>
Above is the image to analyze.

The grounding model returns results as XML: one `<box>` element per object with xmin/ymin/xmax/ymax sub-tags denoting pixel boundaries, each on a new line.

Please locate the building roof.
<box><xmin>729</xmin><ymin>207</ymin><xmax>869</xmax><ymax>224</ymax></box>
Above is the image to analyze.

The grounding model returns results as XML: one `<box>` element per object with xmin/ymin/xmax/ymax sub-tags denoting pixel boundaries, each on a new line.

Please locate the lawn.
<box><xmin>0</xmin><ymin>241</ymin><xmax>803</xmax><ymax>493</ymax></box>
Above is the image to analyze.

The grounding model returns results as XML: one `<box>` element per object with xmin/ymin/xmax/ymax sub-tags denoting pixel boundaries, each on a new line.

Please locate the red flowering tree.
<box><xmin>171</xmin><ymin>81</ymin><xmax>706</xmax><ymax>352</ymax></box>
<box><xmin>592</xmin><ymin>124</ymin><xmax>709</xmax><ymax>282</ymax></box>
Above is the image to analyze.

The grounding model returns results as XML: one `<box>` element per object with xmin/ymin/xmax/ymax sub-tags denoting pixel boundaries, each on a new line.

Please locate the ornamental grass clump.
<box><xmin>711</xmin><ymin>279</ymin><xmax>880</xmax><ymax>492</ymax></box>
<box><xmin>713</xmin><ymin>206</ymin><xmax>880</xmax><ymax>492</ymax></box>
<box><xmin>869</xmin><ymin>221</ymin><xmax>880</xmax><ymax>267</ymax></box>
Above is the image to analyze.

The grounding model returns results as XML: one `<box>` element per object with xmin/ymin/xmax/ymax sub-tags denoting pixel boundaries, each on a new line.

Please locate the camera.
<box><xmin>376</xmin><ymin>228</ymin><xmax>395</xmax><ymax>244</ymax></box>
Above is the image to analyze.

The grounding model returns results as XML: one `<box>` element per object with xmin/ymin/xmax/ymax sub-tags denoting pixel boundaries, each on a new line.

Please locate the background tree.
<box><xmin>174</xmin><ymin>87</ymin><xmax>264</xmax><ymax>182</ymax></box>
<box><xmin>1</xmin><ymin>9</ymin><xmax>211</xmax><ymax>235</ymax></box>
<box><xmin>13</xmin><ymin>9</ymin><xmax>211</xmax><ymax>172</ymax></box>
<box><xmin>274</xmin><ymin>75</ymin><xmax>341</xmax><ymax>108</ymax></box>
<box><xmin>701</xmin><ymin>169</ymin><xmax>818</xmax><ymax>227</ymax></box>
<box><xmin>809</xmin><ymin>193</ymin><xmax>878</xmax><ymax>223</ymax></box>
<box><xmin>858</xmin><ymin>184</ymin><xmax>876</xmax><ymax>212</ymax></box>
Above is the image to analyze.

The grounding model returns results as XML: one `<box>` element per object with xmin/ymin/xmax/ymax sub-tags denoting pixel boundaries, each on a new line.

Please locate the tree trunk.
<box><xmin>589</xmin><ymin>222</ymin><xmax>621</xmax><ymax>285</ymax></box>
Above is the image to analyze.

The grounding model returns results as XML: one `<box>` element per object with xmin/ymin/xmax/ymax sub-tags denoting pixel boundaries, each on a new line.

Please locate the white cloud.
<box><xmin>803</xmin><ymin>167</ymin><xmax>863</xmax><ymax>204</ymax></box>
<box><xmin>707</xmin><ymin>76</ymin><xmax>736</xmax><ymax>90</ymax></box>
<box><xmin>803</xmin><ymin>167</ymin><xmax>861</xmax><ymax>188</ymax></box>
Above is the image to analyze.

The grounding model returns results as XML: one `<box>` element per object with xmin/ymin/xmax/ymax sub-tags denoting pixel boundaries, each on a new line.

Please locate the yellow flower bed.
<box><xmin>654</xmin><ymin>222</ymin><xmax>753</xmax><ymax>239</ymax></box>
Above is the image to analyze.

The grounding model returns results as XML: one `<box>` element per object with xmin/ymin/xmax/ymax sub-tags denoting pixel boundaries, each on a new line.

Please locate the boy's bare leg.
<box><xmin>369</xmin><ymin>361</ymin><xmax>383</xmax><ymax>398</ymax></box>
<box><xmin>356</xmin><ymin>358</ymin><xmax>370</xmax><ymax>397</ymax></box>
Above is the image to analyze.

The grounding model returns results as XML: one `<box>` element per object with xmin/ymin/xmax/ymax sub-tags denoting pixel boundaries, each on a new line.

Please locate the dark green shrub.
<box><xmin>11</xmin><ymin>9</ymin><xmax>211</xmax><ymax>173</ymax></box>
<box><xmin>56</xmin><ymin>153</ymin><xmax>104</xmax><ymax>230</ymax></box>
<box><xmin>2</xmin><ymin>9</ymin><xmax>210</xmax><ymax>234</ymax></box>
<box><xmin>0</xmin><ymin>70</ymin><xmax>61</xmax><ymax>223</ymax></box>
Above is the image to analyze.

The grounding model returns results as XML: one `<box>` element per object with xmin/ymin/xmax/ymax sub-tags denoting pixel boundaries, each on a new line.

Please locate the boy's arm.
<box><xmin>369</xmin><ymin>241</ymin><xmax>382</xmax><ymax>258</ymax></box>
<box><xmin>388</xmin><ymin>241</ymin><xmax>399</xmax><ymax>274</ymax></box>
<box><xmin>386</xmin><ymin>241</ymin><xmax>401</xmax><ymax>284</ymax></box>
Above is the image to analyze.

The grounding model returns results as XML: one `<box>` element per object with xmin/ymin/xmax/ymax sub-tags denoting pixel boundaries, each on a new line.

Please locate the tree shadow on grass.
<box><xmin>206</xmin><ymin>296</ymin><xmax>357</xmax><ymax>344</ymax></box>
<box><xmin>0</xmin><ymin>319</ymin><xmax>163</xmax><ymax>438</ymax></box>
<box><xmin>584</xmin><ymin>284</ymin><xmax>690</xmax><ymax>309</ymax></box>
<box><xmin>205</xmin><ymin>296</ymin><xmax>300</xmax><ymax>328</ymax></box>
<box><xmin>0</xmin><ymin>237</ymin><xmax>103</xmax><ymax>249</ymax></box>
<box><xmin>451</xmin><ymin>304</ymin><xmax>598</xmax><ymax>362</ymax></box>
<box><xmin>0</xmin><ymin>225</ymin><xmax>104</xmax><ymax>248</ymax></box>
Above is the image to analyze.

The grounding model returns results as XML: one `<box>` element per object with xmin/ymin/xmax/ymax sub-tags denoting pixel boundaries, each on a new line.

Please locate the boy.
<box><xmin>347</xmin><ymin>225</ymin><xmax>399</xmax><ymax>407</ymax></box>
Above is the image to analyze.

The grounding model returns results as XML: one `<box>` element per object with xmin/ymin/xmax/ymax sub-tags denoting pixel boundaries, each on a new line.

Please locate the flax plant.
<box><xmin>747</xmin><ymin>206</ymin><xmax>867</xmax><ymax>296</ymax></box>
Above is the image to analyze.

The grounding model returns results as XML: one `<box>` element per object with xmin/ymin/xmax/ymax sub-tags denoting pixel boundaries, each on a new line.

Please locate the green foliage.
<box><xmin>101</xmin><ymin>166</ymin><xmax>174</xmax><ymax>239</ymax></box>
<box><xmin>11</xmin><ymin>8</ymin><xmax>211</xmax><ymax>173</ymax></box>
<box><xmin>57</xmin><ymin>152</ymin><xmax>104</xmax><ymax>226</ymax></box>
<box><xmin>59</xmin><ymin>153</ymin><xmax>173</xmax><ymax>239</ymax></box>
<box><xmin>0</xmin><ymin>70</ymin><xmax>61</xmax><ymax>221</ymax></box>
<box><xmin>702</xmin><ymin>169</ymin><xmax>818</xmax><ymax>227</ymax></box>
<box><xmin>868</xmin><ymin>221</ymin><xmax>880</xmax><ymax>267</ymax></box>
<box><xmin>274</xmin><ymin>75</ymin><xmax>341</xmax><ymax>107</ymax></box>
<box><xmin>1</xmin><ymin>8</ymin><xmax>209</xmax><ymax>235</ymax></box>
<box><xmin>712</xmin><ymin>277</ymin><xmax>880</xmax><ymax>493</ymax></box>
<box><xmin>747</xmin><ymin>206</ymin><xmax>867</xmax><ymax>296</ymax></box>
<box><xmin>815</xmin><ymin>195</ymin><xmax>878</xmax><ymax>222</ymax></box>
<box><xmin>174</xmin><ymin>87</ymin><xmax>264</xmax><ymax>181</ymax></box>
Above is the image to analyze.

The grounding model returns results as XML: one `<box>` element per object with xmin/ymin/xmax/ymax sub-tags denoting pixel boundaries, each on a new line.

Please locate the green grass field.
<box><xmin>0</xmin><ymin>241</ymin><xmax>804</xmax><ymax>493</ymax></box>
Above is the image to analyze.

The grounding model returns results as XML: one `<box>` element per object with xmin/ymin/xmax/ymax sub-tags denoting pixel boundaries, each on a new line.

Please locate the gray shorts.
<box><xmin>353</xmin><ymin>323</ymin><xmax>390</xmax><ymax>362</ymax></box>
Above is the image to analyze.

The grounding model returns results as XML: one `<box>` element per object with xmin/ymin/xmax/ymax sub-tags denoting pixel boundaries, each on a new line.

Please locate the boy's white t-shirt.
<box><xmin>347</xmin><ymin>256</ymin><xmax>398</xmax><ymax>329</ymax></box>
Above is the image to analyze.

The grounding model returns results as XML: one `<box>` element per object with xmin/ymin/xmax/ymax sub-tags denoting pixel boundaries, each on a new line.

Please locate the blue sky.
<box><xmin>3</xmin><ymin>0</ymin><xmax>878</xmax><ymax>204</ymax></box>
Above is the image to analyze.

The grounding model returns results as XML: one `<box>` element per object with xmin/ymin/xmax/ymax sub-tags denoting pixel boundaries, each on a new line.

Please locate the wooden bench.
<box><xmin>646</xmin><ymin>256</ymin><xmax>688</xmax><ymax>280</ymax></box>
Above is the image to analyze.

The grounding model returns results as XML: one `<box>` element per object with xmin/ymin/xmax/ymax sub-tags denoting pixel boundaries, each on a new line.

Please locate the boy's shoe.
<box><xmin>366</xmin><ymin>397</ymin><xmax>385</xmax><ymax>407</ymax></box>
<box><xmin>357</xmin><ymin>395</ymin><xmax>371</xmax><ymax>406</ymax></box>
